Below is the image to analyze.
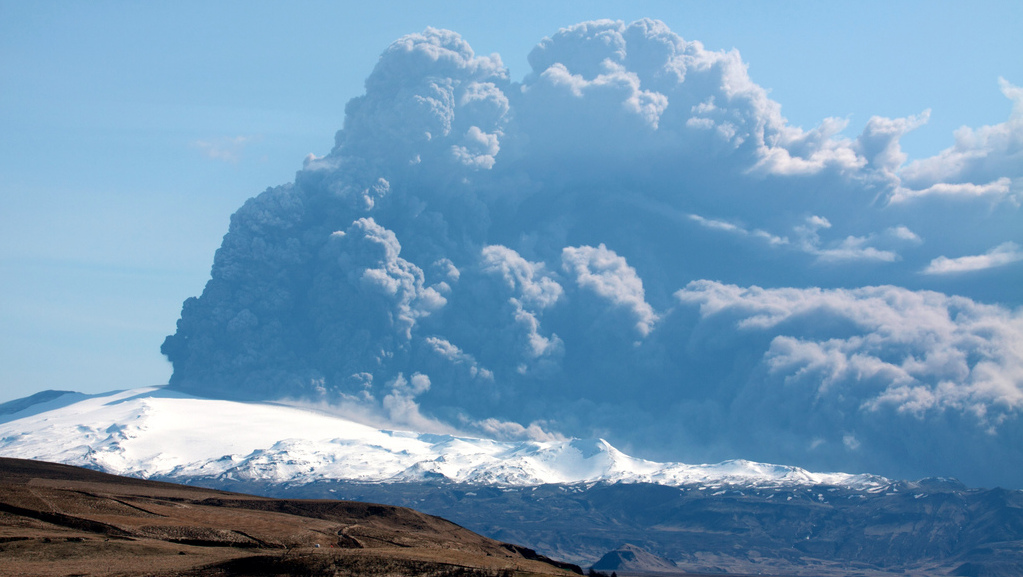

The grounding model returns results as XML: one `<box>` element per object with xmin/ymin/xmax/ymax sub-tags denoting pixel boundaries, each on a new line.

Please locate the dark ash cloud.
<box><xmin>163</xmin><ymin>20</ymin><xmax>1023</xmax><ymax>488</ymax></box>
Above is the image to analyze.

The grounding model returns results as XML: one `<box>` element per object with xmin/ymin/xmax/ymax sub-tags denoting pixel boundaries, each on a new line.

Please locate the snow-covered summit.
<box><xmin>0</xmin><ymin>387</ymin><xmax>888</xmax><ymax>491</ymax></box>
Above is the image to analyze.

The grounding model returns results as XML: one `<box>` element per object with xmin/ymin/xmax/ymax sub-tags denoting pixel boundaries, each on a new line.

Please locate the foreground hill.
<box><xmin>0</xmin><ymin>457</ymin><xmax>579</xmax><ymax>577</ymax></box>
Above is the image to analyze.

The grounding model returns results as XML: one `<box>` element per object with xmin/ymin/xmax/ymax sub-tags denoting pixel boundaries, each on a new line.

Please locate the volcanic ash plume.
<box><xmin>162</xmin><ymin>20</ymin><xmax>1023</xmax><ymax>488</ymax></box>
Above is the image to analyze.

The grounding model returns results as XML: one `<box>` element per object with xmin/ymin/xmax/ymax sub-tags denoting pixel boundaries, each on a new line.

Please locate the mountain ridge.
<box><xmin>0</xmin><ymin>387</ymin><xmax>892</xmax><ymax>491</ymax></box>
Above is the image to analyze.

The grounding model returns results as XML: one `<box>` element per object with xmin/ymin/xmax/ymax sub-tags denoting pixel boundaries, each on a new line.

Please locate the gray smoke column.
<box><xmin>163</xmin><ymin>20</ymin><xmax>1023</xmax><ymax>488</ymax></box>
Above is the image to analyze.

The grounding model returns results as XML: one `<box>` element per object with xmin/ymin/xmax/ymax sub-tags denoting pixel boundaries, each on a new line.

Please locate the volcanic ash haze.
<box><xmin>160</xmin><ymin>20</ymin><xmax>1023</xmax><ymax>489</ymax></box>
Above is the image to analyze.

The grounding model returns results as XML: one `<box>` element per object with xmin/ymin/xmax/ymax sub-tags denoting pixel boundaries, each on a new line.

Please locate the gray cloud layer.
<box><xmin>163</xmin><ymin>20</ymin><xmax>1023</xmax><ymax>488</ymax></box>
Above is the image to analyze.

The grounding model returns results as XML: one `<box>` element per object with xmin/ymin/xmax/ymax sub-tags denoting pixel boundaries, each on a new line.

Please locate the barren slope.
<box><xmin>0</xmin><ymin>457</ymin><xmax>579</xmax><ymax>577</ymax></box>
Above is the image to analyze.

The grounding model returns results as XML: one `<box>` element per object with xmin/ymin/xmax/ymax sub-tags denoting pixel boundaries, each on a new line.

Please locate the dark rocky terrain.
<box><xmin>0</xmin><ymin>457</ymin><xmax>580</xmax><ymax>577</ymax></box>
<box><xmin>591</xmin><ymin>543</ymin><xmax>679</xmax><ymax>575</ymax></box>
<box><xmin>201</xmin><ymin>477</ymin><xmax>1023</xmax><ymax>577</ymax></box>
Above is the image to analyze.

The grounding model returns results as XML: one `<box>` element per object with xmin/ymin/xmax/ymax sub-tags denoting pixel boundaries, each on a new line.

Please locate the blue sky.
<box><xmin>1</xmin><ymin>0</ymin><xmax>1021</xmax><ymax>409</ymax></box>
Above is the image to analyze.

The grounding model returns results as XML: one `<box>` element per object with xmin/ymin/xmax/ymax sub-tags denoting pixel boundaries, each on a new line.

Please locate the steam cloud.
<box><xmin>163</xmin><ymin>20</ymin><xmax>1023</xmax><ymax>488</ymax></box>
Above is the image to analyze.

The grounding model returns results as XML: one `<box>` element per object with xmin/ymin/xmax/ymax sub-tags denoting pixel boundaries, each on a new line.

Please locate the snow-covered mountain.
<box><xmin>0</xmin><ymin>387</ymin><xmax>889</xmax><ymax>491</ymax></box>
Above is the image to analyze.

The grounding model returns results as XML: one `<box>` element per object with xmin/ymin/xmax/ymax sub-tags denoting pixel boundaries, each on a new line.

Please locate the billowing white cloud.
<box><xmin>898</xmin><ymin>78</ymin><xmax>1023</xmax><ymax>197</ymax></box>
<box><xmin>451</xmin><ymin>125</ymin><xmax>501</xmax><ymax>169</ymax></box>
<box><xmin>705</xmin><ymin>215</ymin><xmax>921</xmax><ymax>263</ymax></box>
<box><xmin>381</xmin><ymin>372</ymin><xmax>435</xmax><ymax>428</ymax></box>
<box><xmin>676</xmin><ymin>280</ymin><xmax>1023</xmax><ymax>421</ymax></box>
<box><xmin>690</xmin><ymin>213</ymin><xmax>922</xmax><ymax>263</ymax></box>
<box><xmin>789</xmin><ymin>214</ymin><xmax>920</xmax><ymax>261</ymax></box>
<box><xmin>562</xmin><ymin>244</ymin><xmax>657</xmax><ymax>337</ymax></box>
<box><xmin>888</xmin><ymin>177</ymin><xmax>1017</xmax><ymax>205</ymax></box>
<box><xmin>751</xmin><ymin>115</ymin><xmax>865</xmax><ymax>176</ymax></box>
<box><xmin>481</xmin><ymin>245</ymin><xmax>562</xmax><ymax>310</ymax></box>
<box><xmin>924</xmin><ymin>242</ymin><xmax>1023</xmax><ymax>274</ymax></box>
<box><xmin>672</xmin><ymin>280</ymin><xmax>1023</xmax><ymax>481</ymax></box>
<box><xmin>479</xmin><ymin>245</ymin><xmax>564</xmax><ymax>362</ymax></box>
<box><xmin>424</xmin><ymin>336</ymin><xmax>494</xmax><ymax>381</ymax></box>
<box><xmin>162</xmin><ymin>20</ymin><xmax>1023</xmax><ymax>488</ymax></box>
<box><xmin>326</xmin><ymin>218</ymin><xmax>446</xmax><ymax>340</ymax></box>
<box><xmin>688</xmin><ymin>214</ymin><xmax>789</xmax><ymax>246</ymax></box>
<box><xmin>469</xmin><ymin>417</ymin><xmax>568</xmax><ymax>443</ymax></box>
<box><xmin>855</xmin><ymin>112</ymin><xmax>930</xmax><ymax>176</ymax></box>
<box><xmin>309</xmin><ymin>26</ymin><xmax>511</xmax><ymax>198</ymax></box>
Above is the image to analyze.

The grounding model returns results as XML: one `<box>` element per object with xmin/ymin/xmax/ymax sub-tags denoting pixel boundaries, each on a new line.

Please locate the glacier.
<box><xmin>0</xmin><ymin>387</ymin><xmax>888</xmax><ymax>491</ymax></box>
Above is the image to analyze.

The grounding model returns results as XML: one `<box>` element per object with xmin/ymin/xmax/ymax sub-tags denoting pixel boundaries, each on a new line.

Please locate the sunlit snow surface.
<box><xmin>0</xmin><ymin>387</ymin><xmax>887</xmax><ymax>490</ymax></box>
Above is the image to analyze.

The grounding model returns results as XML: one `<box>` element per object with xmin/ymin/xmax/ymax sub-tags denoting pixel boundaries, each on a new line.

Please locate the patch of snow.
<box><xmin>0</xmin><ymin>387</ymin><xmax>891</xmax><ymax>491</ymax></box>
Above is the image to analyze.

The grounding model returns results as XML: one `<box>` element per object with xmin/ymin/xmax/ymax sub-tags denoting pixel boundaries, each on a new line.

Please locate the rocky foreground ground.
<box><xmin>0</xmin><ymin>457</ymin><xmax>580</xmax><ymax>577</ymax></box>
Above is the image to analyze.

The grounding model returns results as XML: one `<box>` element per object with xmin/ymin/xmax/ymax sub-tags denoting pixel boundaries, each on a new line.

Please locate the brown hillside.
<box><xmin>0</xmin><ymin>457</ymin><xmax>580</xmax><ymax>577</ymax></box>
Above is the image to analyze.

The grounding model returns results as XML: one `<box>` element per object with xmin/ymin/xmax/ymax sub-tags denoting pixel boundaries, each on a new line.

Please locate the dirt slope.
<box><xmin>0</xmin><ymin>457</ymin><xmax>580</xmax><ymax>576</ymax></box>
